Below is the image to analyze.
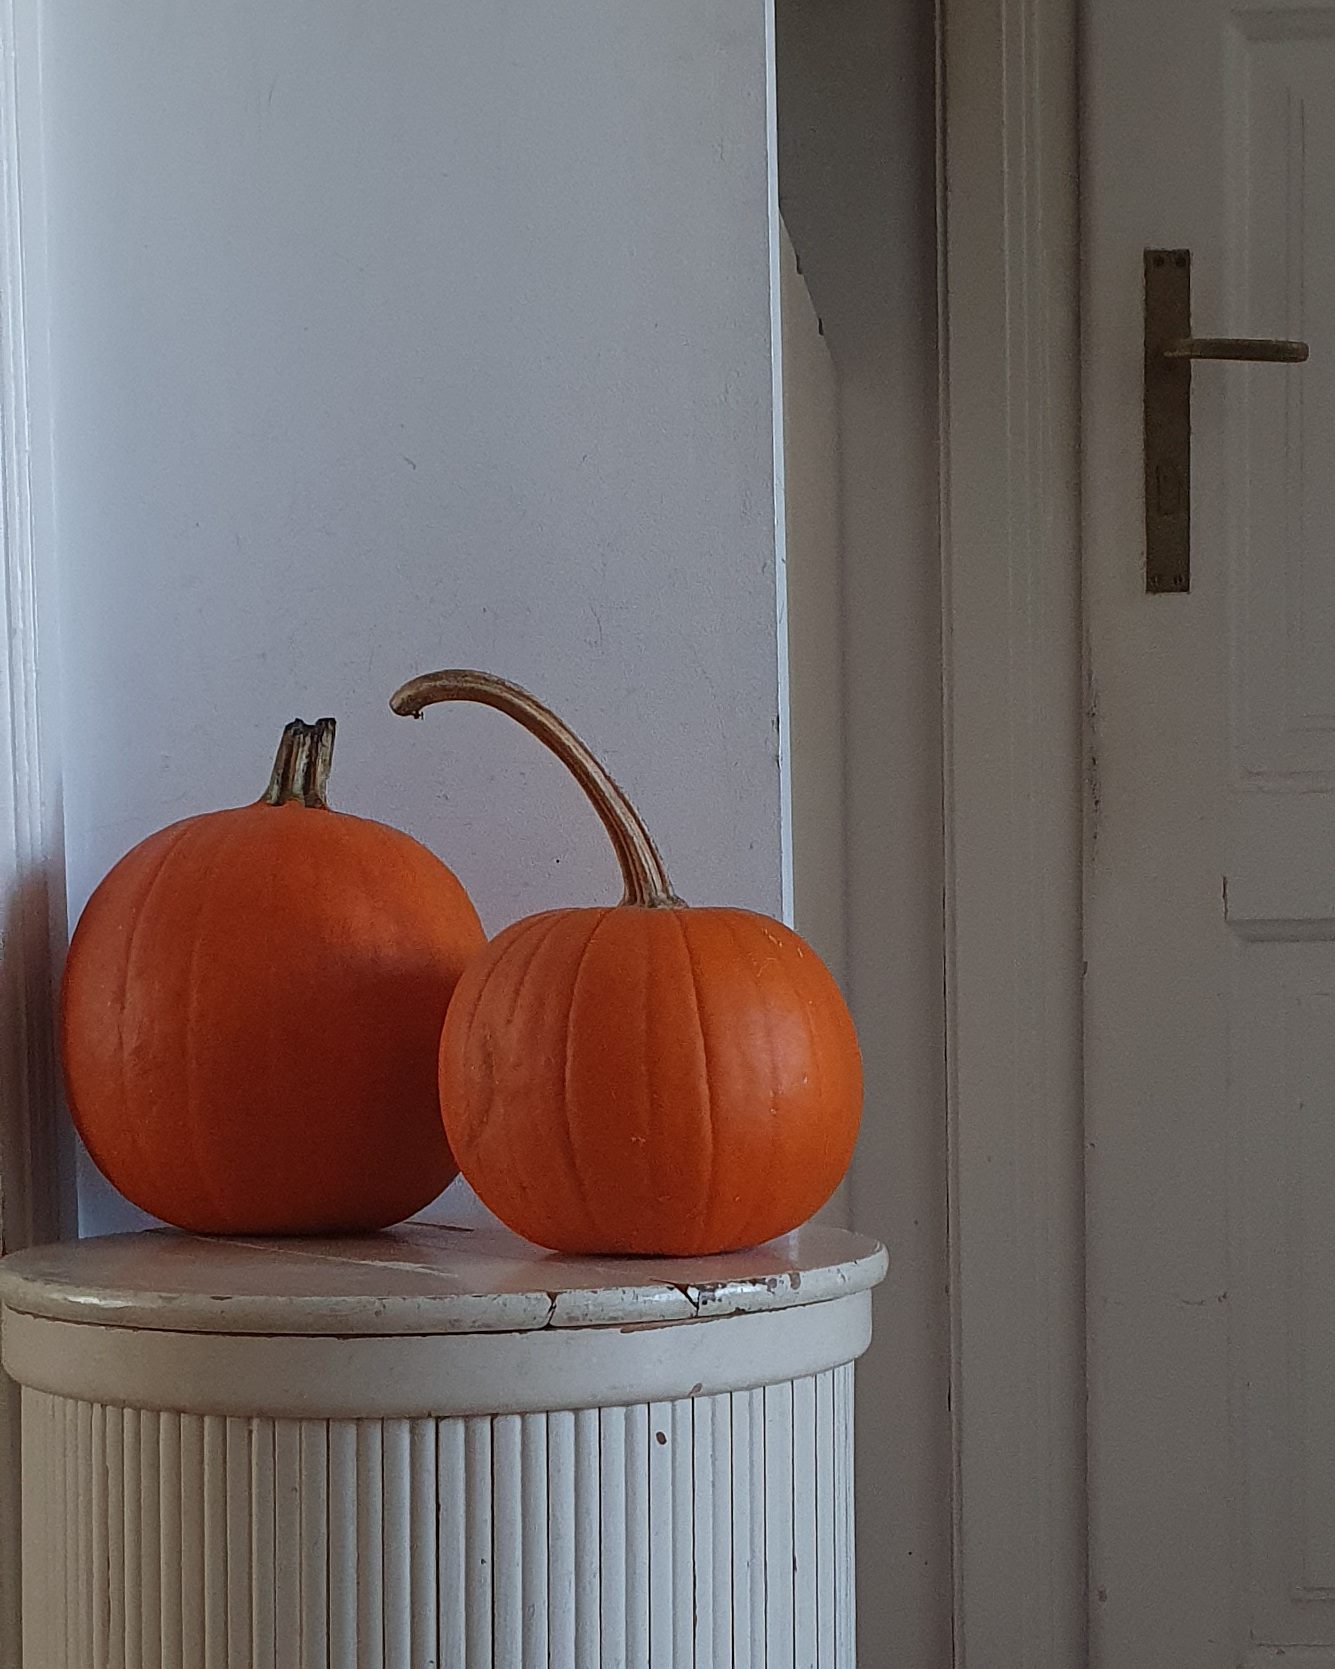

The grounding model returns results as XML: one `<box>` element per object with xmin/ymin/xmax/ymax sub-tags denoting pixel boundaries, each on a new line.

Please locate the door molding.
<box><xmin>938</xmin><ymin>0</ymin><xmax>1086</xmax><ymax>1664</ymax></box>
<box><xmin>1</xmin><ymin>3</ymin><xmax>69</xmax><ymax>1658</ymax></box>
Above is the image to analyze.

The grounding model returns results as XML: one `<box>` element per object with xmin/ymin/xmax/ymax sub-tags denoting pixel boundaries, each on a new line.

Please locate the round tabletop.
<box><xmin>0</xmin><ymin>1215</ymin><xmax>887</xmax><ymax>1337</ymax></box>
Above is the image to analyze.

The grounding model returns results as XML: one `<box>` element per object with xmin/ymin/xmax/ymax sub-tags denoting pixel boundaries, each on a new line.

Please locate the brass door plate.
<box><xmin>1144</xmin><ymin>249</ymin><xmax>1193</xmax><ymax>594</ymax></box>
<box><xmin>1143</xmin><ymin>248</ymin><xmax>1306</xmax><ymax>594</ymax></box>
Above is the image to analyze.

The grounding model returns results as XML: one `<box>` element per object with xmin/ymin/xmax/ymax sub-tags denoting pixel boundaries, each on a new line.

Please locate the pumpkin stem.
<box><xmin>389</xmin><ymin>669</ymin><xmax>681</xmax><ymax>908</ymax></box>
<box><xmin>262</xmin><ymin>718</ymin><xmax>336</xmax><ymax>809</ymax></box>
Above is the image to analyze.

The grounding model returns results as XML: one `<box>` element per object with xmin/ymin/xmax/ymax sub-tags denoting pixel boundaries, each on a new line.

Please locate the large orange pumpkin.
<box><xmin>391</xmin><ymin>669</ymin><xmax>862</xmax><ymax>1256</ymax></box>
<box><xmin>62</xmin><ymin>717</ymin><xmax>485</xmax><ymax>1234</ymax></box>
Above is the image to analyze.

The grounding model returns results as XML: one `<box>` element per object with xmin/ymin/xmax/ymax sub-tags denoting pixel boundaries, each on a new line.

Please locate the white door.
<box><xmin>1084</xmin><ymin>2</ymin><xmax>1335</xmax><ymax>1664</ymax></box>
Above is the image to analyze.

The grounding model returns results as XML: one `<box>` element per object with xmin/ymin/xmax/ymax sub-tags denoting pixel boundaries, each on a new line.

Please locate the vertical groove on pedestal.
<box><xmin>521</xmin><ymin>1412</ymin><xmax>550</xmax><ymax>1666</ymax></box>
<box><xmin>793</xmin><ymin>1375</ymin><xmax>818</xmax><ymax>1667</ymax></box>
<box><xmin>26</xmin><ymin>1392</ymin><xmax>50</xmax><ymax>1669</ymax></box>
<box><xmin>491</xmin><ymin>1413</ymin><xmax>522</xmax><ymax>1662</ymax></box>
<box><xmin>106</xmin><ymin>1400</ymin><xmax>126</xmax><ymax>1669</ymax></box>
<box><xmin>691</xmin><ymin>1392</ymin><xmax>711</xmax><ymax>1667</ymax></box>
<box><xmin>764</xmin><ymin>1380</ymin><xmax>796</xmax><ymax>1669</ymax></box>
<box><xmin>159</xmin><ymin>1411</ymin><xmax>183</xmax><ymax>1669</ymax></box>
<box><xmin>50</xmin><ymin>1394</ymin><xmax>64</xmax><ymax>1669</ymax></box>
<box><xmin>715</xmin><ymin>1391</ymin><xmax>736</xmax><ymax>1665</ymax></box>
<box><xmin>748</xmin><ymin>1386</ymin><xmax>770</xmax><ymax>1664</ymax></box>
<box><xmin>19</xmin><ymin>1391</ymin><xmax>40</xmax><ymax>1669</ymax></box>
<box><xmin>20</xmin><ymin>1362</ymin><xmax>860</xmax><ymax>1666</ymax></box>
<box><xmin>381</xmin><ymin>1420</ymin><xmax>412</xmax><ymax>1669</ymax></box>
<box><xmin>63</xmin><ymin>1398</ymin><xmax>75</xmax><ymax>1669</ymax></box>
<box><xmin>573</xmin><ymin>1407</ymin><xmax>601</xmax><ymax>1669</ymax></box>
<box><xmin>409</xmin><ymin>1420</ymin><xmax>437</xmax><ymax>1669</ymax></box>
<box><xmin>845</xmin><ymin>1364</ymin><xmax>858</xmax><ymax>1664</ymax></box>
<box><xmin>272</xmin><ymin>1420</ymin><xmax>301</xmax><ymax>1669</ymax></box>
<box><xmin>123</xmin><ymin>1408</ymin><xmax>141</xmax><ymax>1669</ymax></box>
<box><xmin>327</xmin><ymin>1421</ymin><xmax>357</xmax><ymax>1668</ymax></box>
<box><xmin>598</xmin><ymin>1404</ymin><xmax>628</xmax><ymax>1664</ymax></box>
<box><xmin>626</xmin><ymin>1402</ymin><xmax>651</xmax><ymax>1668</ymax></box>
<box><xmin>546</xmin><ymin>1410</ymin><xmax>576</xmax><ymax>1669</ymax></box>
<box><xmin>249</xmin><ymin>1416</ymin><xmax>275</xmax><ymax>1669</ymax></box>
<box><xmin>834</xmin><ymin>1363</ymin><xmax>854</xmax><ymax>1669</ymax></box>
<box><xmin>181</xmin><ymin>1414</ymin><xmax>206</xmax><ymax>1669</ymax></box>
<box><xmin>92</xmin><ymin>1402</ymin><xmax>108</xmax><ymax>1669</ymax></box>
<box><xmin>224</xmin><ymin>1418</ymin><xmax>251</xmax><ymax>1669</ymax></box>
<box><xmin>672</xmin><ymin>1399</ymin><xmax>693</xmax><ymax>1666</ymax></box>
<box><xmin>730</xmin><ymin>1387</ymin><xmax>753</xmax><ymax>1669</ymax></box>
<box><xmin>298</xmin><ymin>1421</ymin><xmax>329</xmax><ymax>1669</ymax></box>
<box><xmin>75</xmin><ymin>1399</ymin><xmax>92</xmax><ymax>1666</ymax></box>
<box><xmin>139</xmin><ymin>1411</ymin><xmax>162</xmax><ymax>1669</ymax></box>
<box><xmin>436</xmin><ymin>1417</ymin><xmax>466</xmax><ymax>1669</ymax></box>
<box><xmin>648</xmin><ymin>1398</ymin><xmax>673</xmax><ymax>1669</ymax></box>
<box><xmin>202</xmin><ymin>1418</ymin><xmax>227</xmax><ymax>1669</ymax></box>
<box><xmin>816</xmin><ymin>1367</ymin><xmax>837</xmax><ymax>1666</ymax></box>
<box><xmin>463</xmin><ymin>1412</ymin><xmax>492</xmax><ymax>1669</ymax></box>
<box><xmin>56</xmin><ymin>1398</ymin><xmax>67</xmax><ymax>1669</ymax></box>
<box><xmin>355</xmin><ymin>1421</ymin><xmax>384</xmax><ymax>1669</ymax></box>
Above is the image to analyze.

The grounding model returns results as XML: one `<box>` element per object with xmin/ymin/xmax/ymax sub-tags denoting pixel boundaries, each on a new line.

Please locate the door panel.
<box><xmin>1234</xmin><ymin>944</ymin><xmax>1335</xmax><ymax>1652</ymax></box>
<box><xmin>1231</xmin><ymin>17</ymin><xmax>1335</xmax><ymax>781</ymax></box>
<box><xmin>1085</xmin><ymin>0</ymin><xmax>1335</xmax><ymax>1664</ymax></box>
<box><xmin>1229</xmin><ymin>39</ymin><xmax>1335</xmax><ymax>1662</ymax></box>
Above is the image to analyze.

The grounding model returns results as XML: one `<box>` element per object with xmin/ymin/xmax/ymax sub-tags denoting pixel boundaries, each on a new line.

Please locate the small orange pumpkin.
<box><xmin>62</xmin><ymin>717</ymin><xmax>485</xmax><ymax>1234</ymax></box>
<box><xmin>391</xmin><ymin>669</ymin><xmax>862</xmax><ymax>1256</ymax></box>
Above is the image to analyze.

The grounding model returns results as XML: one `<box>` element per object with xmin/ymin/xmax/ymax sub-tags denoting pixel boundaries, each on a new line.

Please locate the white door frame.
<box><xmin>939</xmin><ymin>0</ymin><xmax>1086</xmax><ymax>1665</ymax></box>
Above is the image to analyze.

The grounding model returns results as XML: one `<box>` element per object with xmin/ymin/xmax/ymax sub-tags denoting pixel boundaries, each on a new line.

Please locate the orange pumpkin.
<box><xmin>391</xmin><ymin>669</ymin><xmax>862</xmax><ymax>1256</ymax></box>
<box><xmin>62</xmin><ymin>717</ymin><xmax>485</xmax><ymax>1234</ymax></box>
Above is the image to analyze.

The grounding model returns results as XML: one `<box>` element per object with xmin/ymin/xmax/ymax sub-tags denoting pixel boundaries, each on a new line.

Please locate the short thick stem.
<box><xmin>389</xmin><ymin>669</ymin><xmax>681</xmax><ymax>908</ymax></box>
<box><xmin>263</xmin><ymin>718</ymin><xmax>336</xmax><ymax>809</ymax></box>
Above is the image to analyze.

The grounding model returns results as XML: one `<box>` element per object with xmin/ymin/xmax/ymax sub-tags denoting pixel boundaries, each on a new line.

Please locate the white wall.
<box><xmin>776</xmin><ymin>2</ymin><xmax>951</xmax><ymax>1663</ymax></box>
<box><xmin>19</xmin><ymin>0</ymin><xmax>789</xmax><ymax>1232</ymax></box>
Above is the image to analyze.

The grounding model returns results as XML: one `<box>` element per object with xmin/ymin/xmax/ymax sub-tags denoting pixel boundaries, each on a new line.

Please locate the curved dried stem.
<box><xmin>390</xmin><ymin>669</ymin><xmax>680</xmax><ymax>908</ymax></box>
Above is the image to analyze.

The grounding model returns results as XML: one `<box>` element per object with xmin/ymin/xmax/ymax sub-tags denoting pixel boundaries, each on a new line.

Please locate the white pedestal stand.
<box><xmin>0</xmin><ymin>1217</ymin><xmax>885</xmax><ymax>1667</ymax></box>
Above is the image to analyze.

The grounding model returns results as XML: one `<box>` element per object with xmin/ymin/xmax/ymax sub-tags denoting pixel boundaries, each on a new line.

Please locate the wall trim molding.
<box><xmin>938</xmin><ymin>0</ymin><xmax>1086</xmax><ymax>1663</ymax></box>
<box><xmin>1</xmin><ymin>3</ymin><xmax>68</xmax><ymax>1656</ymax></box>
<box><xmin>1</xmin><ymin>0</ymin><xmax>65</xmax><ymax>1260</ymax></box>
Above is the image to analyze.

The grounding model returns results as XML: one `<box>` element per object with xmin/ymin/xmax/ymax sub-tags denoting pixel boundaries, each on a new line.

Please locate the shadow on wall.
<box><xmin>1</xmin><ymin>862</ymin><xmax>76</xmax><ymax>1669</ymax></box>
<box><xmin>775</xmin><ymin>0</ymin><xmax>950</xmax><ymax>1663</ymax></box>
<box><xmin>0</xmin><ymin>865</ymin><xmax>73</xmax><ymax>1254</ymax></box>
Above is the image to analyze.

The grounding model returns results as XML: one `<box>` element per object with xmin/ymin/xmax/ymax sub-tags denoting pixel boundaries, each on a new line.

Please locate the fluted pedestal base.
<box><xmin>21</xmin><ymin>1367</ymin><xmax>855</xmax><ymax>1668</ymax></box>
<box><xmin>1</xmin><ymin>1219</ymin><xmax>886</xmax><ymax>1668</ymax></box>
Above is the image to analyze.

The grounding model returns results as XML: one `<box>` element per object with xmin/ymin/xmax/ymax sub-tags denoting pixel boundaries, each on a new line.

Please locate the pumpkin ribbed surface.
<box><xmin>392</xmin><ymin>669</ymin><xmax>864</xmax><ymax>1257</ymax></box>
<box><xmin>440</xmin><ymin>902</ymin><xmax>861</xmax><ymax>1255</ymax></box>
<box><xmin>62</xmin><ymin>724</ymin><xmax>485</xmax><ymax>1234</ymax></box>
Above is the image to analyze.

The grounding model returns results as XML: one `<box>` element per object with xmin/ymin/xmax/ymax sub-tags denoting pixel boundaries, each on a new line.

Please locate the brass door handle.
<box><xmin>1161</xmin><ymin>336</ymin><xmax>1309</xmax><ymax>363</ymax></box>
<box><xmin>1144</xmin><ymin>248</ymin><xmax>1309</xmax><ymax>594</ymax></box>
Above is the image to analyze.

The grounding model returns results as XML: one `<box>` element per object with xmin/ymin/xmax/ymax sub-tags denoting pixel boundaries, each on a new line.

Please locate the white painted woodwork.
<box><xmin>1</xmin><ymin>1223</ymin><xmax>883</xmax><ymax>1667</ymax></box>
<box><xmin>939</xmin><ymin>1</ymin><xmax>1085</xmax><ymax>1665</ymax></box>
<box><xmin>1084</xmin><ymin>0</ymin><xmax>1335</xmax><ymax>1662</ymax></box>
<box><xmin>0</xmin><ymin>1218</ymin><xmax>882</xmax><ymax>1335</ymax></box>
<box><xmin>0</xmin><ymin>7</ymin><xmax>73</xmax><ymax>1662</ymax></box>
<box><xmin>0</xmin><ymin>0</ymin><xmax>67</xmax><ymax>1264</ymax></box>
<box><xmin>779</xmin><ymin>222</ymin><xmax>845</xmax><ymax>984</ymax></box>
<box><xmin>774</xmin><ymin>8</ymin><xmax>952</xmax><ymax>1659</ymax></box>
